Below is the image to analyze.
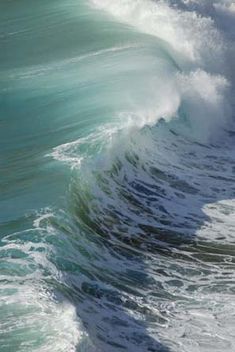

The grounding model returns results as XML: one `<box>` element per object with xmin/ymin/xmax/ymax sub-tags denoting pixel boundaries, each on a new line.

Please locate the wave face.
<box><xmin>1</xmin><ymin>0</ymin><xmax>235</xmax><ymax>351</ymax></box>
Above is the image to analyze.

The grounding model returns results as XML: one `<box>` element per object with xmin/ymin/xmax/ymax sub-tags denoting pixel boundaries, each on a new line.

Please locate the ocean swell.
<box><xmin>1</xmin><ymin>1</ymin><xmax>235</xmax><ymax>351</ymax></box>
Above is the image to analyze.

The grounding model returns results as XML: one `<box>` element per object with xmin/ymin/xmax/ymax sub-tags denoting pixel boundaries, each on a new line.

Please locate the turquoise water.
<box><xmin>1</xmin><ymin>1</ymin><xmax>235</xmax><ymax>351</ymax></box>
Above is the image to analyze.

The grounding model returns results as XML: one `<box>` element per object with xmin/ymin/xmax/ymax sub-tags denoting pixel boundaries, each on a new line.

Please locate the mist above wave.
<box><xmin>90</xmin><ymin>0</ymin><xmax>234</xmax><ymax>141</ymax></box>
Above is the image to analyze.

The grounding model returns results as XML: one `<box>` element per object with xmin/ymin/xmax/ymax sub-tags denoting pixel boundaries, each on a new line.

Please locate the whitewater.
<box><xmin>0</xmin><ymin>0</ymin><xmax>235</xmax><ymax>351</ymax></box>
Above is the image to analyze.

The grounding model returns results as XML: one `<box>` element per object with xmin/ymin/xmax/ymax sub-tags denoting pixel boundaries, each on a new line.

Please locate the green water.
<box><xmin>1</xmin><ymin>1</ymin><xmax>235</xmax><ymax>351</ymax></box>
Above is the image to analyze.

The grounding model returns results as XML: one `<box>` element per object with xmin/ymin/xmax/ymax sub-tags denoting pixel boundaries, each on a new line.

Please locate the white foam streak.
<box><xmin>0</xmin><ymin>212</ymin><xmax>89</xmax><ymax>352</ymax></box>
<box><xmin>8</xmin><ymin>45</ymin><xmax>137</xmax><ymax>80</ymax></box>
<box><xmin>0</xmin><ymin>284</ymin><xmax>83</xmax><ymax>352</ymax></box>
<box><xmin>50</xmin><ymin>125</ymin><xmax>119</xmax><ymax>167</ymax></box>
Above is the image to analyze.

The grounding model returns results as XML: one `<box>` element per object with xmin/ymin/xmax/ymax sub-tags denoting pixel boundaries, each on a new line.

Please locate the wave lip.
<box><xmin>90</xmin><ymin>0</ymin><xmax>234</xmax><ymax>141</ymax></box>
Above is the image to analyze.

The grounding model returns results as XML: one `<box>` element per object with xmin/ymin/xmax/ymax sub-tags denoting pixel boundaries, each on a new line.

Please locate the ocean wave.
<box><xmin>1</xmin><ymin>0</ymin><xmax>235</xmax><ymax>351</ymax></box>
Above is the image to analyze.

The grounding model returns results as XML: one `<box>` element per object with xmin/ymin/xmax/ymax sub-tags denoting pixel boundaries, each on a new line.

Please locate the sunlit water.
<box><xmin>1</xmin><ymin>1</ymin><xmax>235</xmax><ymax>351</ymax></box>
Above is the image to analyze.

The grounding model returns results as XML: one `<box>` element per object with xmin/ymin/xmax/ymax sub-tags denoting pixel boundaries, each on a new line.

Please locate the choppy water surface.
<box><xmin>1</xmin><ymin>1</ymin><xmax>235</xmax><ymax>351</ymax></box>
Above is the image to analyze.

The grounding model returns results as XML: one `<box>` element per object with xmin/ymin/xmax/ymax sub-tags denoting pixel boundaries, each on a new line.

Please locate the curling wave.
<box><xmin>1</xmin><ymin>0</ymin><xmax>235</xmax><ymax>351</ymax></box>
